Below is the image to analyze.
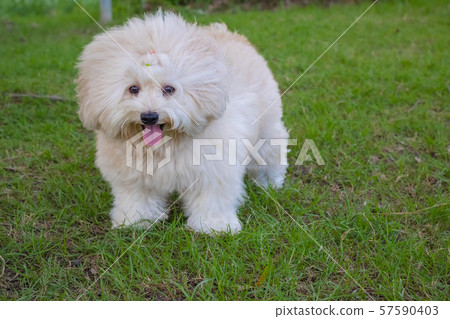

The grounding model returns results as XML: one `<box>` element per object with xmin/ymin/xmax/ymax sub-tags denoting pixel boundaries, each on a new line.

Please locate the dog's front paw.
<box><xmin>110</xmin><ymin>206</ymin><xmax>168</xmax><ymax>229</ymax></box>
<box><xmin>186</xmin><ymin>213</ymin><xmax>241</xmax><ymax>235</ymax></box>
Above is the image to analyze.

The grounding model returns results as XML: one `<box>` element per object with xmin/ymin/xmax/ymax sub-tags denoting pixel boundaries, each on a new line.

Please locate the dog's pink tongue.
<box><xmin>143</xmin><ymin>125</ymin><xmax>162</xmax><ymax>146</ymax></box>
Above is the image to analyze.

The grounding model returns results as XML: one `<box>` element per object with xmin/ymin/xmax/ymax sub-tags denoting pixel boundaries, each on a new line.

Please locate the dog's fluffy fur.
<box><xmin>76</xmin><ymin>11</ymin><xmax>288</xmax><ymax>234</ymax></box>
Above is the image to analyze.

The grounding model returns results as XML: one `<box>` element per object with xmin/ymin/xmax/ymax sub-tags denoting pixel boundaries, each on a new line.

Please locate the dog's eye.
<box><xmin>129</xmin><ymin>85</ymin><xmax>140</xmax><ymax>95</ymax></box>
<box><xmin>162</xmin><ymin>86</ymin><xmax>175</xmax><ymax>96</ymax></box>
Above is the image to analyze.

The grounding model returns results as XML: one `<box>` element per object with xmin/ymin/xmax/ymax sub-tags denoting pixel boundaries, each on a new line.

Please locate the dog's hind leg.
<box><xmin>247</xmin><ymin>121</ymin><xmax>289</xmax><ymax>188</ymax></box>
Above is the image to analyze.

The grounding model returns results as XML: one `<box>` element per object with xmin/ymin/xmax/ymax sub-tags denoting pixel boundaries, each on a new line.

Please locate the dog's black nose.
<box><xmin>141</xmin><ymin>112</ymin><xmax>159</xmax><ymax>125</ymax></box>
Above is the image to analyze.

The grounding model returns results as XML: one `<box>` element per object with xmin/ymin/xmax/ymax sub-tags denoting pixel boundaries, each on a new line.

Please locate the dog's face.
<box><xmin>76</xmin><ymin>12</ymin><xmax>227</xmax><ymax>140</ymax></box>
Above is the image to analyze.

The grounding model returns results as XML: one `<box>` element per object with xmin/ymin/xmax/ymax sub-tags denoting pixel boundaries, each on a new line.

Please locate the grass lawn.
<box><xmin>0</xmin><ymin>0</ymin><xmax>448</xmax><ymax>300</ymax></box>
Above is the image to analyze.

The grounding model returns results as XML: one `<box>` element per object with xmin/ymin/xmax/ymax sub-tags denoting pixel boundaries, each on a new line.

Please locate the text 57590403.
<box><xmin>379</xmin><ymin>305</ymin><xmax>438</xmax><ymax>316</ymax></box>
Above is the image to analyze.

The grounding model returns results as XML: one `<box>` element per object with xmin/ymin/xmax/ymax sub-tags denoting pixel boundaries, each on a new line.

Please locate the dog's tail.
<box><xmin>210</xmin><ymin>22</ymin><xmax>228</xmax><ymax>33</ymax></box>
<box><xmin>208</xmin><ymin>22</ymin><xmax>251</xmax><ymax>47</ymax></box>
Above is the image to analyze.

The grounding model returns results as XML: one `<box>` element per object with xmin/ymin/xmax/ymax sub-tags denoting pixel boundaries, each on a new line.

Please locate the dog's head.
<box><xmin>76</xmin><ymin>11</ymin><xmax>227</xmax><ymax>141</ymax></box>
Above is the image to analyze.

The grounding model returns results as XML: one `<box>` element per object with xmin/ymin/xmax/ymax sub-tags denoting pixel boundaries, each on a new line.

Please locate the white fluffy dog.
<box><xmin>76</xmin><ymin>11</ymin><xmax>288</xmax><ymax>234</ymax></box>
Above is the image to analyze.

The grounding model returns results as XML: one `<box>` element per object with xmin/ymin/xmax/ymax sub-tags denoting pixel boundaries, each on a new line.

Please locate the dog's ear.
<box><xmin>76</xmin><ymin>74</ymin><xmax>100</xmax><ymax>131</ymax></box>
<box><xmin>204</xmin><ymin>86</ymin><xmax>227</xmax><ymax>120</ymax></box>
<box><xmin>190</xmin><ymin>81</ymin><xmax>228</xmax><ymax>121</ymax></box>
<box><xmin>75</xmin><ymin>33</ymin><xmax>114</xmax><ymax>131</ymax></box>
<box><xmin>181</xmin><ymin>37</ymin><xmax>229</xmax><ymax>122</ymax></box>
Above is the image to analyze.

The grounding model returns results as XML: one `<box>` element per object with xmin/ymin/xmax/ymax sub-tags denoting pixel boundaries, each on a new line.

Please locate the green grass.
<box><xmin>0</xmin><ymin>0</ymin><xmax>448</xmax><ymax>300</ymax></box>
